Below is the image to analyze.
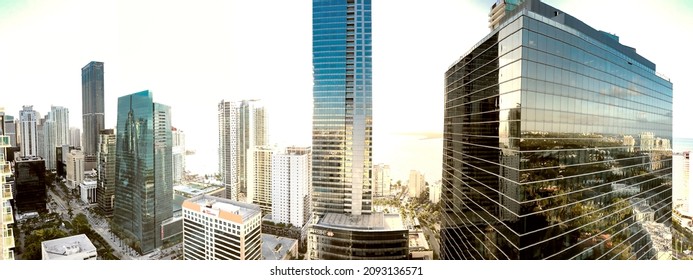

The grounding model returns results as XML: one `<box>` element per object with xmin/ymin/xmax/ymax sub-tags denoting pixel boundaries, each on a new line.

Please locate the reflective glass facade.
<box><xmin>312</xmin><ymin>0</ymin><xmax>372</xmax><ymax>216</ymax></box>
<box><xmin>81</xmin><ymin>61</ymin><xmax>105</xmax><ymax>156</ymax></box>
<box><xmin>113</xmin><ymin>90</ymin><xmax>173</xmax><ymax>254</ymax></box>
<box><xmin>442</xmin><ymin>0</ymin><xmax>672</xmax><ymax>260</ymax></box>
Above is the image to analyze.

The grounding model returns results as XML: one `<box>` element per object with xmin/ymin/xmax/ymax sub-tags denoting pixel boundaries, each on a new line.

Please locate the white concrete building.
<box><xmin>172</xmin><ymin>127</ymin><xmax>185</xmax><ymax>184</ymax></box>
<box><xmin>373</xmin><ymin>164</ymin><xmax>391</xmax><ymax>197</ymax></box>
<box><xmin>429</xmin><ymin>181</ymin><xmax>442</xmax><ymax>204</ymax></box>
<box><xmin>408</xmin><ymin>170</ymin><xmax>426</xmax><ymax>198</ymax></box>
<box><xmin>80</xmin><ymin>178</ymin><xmax>98</xmax><ymax>205</ymax></box>
<box><xmin>271</xmin><ymin>147</ymin><xmax>311</xmax><ymax>228</ymax></box>
<box><xmin>19</xmin><ymin>105</ymin><xmax>38</xmax><ymax>157</ymax></box>
<box><xmin>41</xmin><ymin>234</ymin><xmax>97</xmax><ymax>260</ymax></box>
<box><xmin>67</xmin><ymin>149</ymin><xmax>84</xmax><ymax>188</ymax></box>
<box><xmin>182</xmin><ymin>195</ymin><xmax>262</xmax><ymax>260</ymax></box>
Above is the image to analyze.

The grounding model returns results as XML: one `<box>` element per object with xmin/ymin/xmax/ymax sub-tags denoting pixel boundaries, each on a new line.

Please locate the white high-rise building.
<box><xmin>43</xmin><ymin>114</ymin><xmax>57</xmax><ymax>170</ymax></box>
<box><xmin>172</xmin><ymin>127</ymin><xmax>186</xmax><ymax>184</ymax></box>
<box><xmin>67</xmin><ymin>149</ymin><xmax>85</xmax><ymax>188</ymax></box>
<box><xmin>182</xmin><ymin>195</ymin><xmax>262</xmax><ymax>260</ymax></box>
<box><xmin>69</xmin><ymin>127</ymin><xmax>81</xmax><ymax>148</ymax></box>
<box><xmin>218</xmin><ymin>100</ymin><xmax>267</xmax><ymax>201</ymax></box>
<box><xmin>373</xmin><ymin>164</ymin><xmax>391</xmax><ymax>197</ymax></box>
<box><xmin>271</xmin><ymin>147</ymin><xmax>311</xmax><ymax>228</ymax></box>
<box><xmin>19</xmin><ymin>106</ymin><xmax>38</xmax><ymax>157</ymax></box>
<box><xmin>247</xmin><ymin>146</ymin><xmax>274</xmax><ymax>214</ymax></box>
<box><xmin>52</xmin><ymin>106</ymin><xmax>70</xmax><ymax>147</ymax></box>
<box><xmin>408</xmin><ymin>170</ymin><xmax>425</xmax><ymax>199</ymax></box>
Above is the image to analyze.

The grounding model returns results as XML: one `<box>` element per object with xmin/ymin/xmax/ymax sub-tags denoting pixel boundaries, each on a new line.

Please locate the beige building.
<box><xmin>408</xmin><ymin>170</ymin><xmax>425</xmax><ymax>198</ymax></box>
<box><xmin>67</xmin><ymin>149</ymin><xmax>84</xmax><ymax>188</ymax></box>
<box><xmin>1</xmin><ymin>127</ymin><xmax>16</xmax><ymax>260</ymax></box>
<box><xmin>247</xmin><ymin>146</ymin><xmax>274</xmax><ymax>215</ymax></box>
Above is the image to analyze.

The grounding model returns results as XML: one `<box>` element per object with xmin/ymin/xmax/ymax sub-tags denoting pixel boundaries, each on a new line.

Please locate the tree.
<box><xmin>23</xmin><ymin>227</ymin><xmax>68</xmax><ymax>260</ymax></box>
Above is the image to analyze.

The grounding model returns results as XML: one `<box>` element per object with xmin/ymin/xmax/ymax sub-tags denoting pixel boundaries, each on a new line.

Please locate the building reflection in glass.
<box><xmin>441</xmin><ymin>0</ymin><xmax>672</xmax><ymax>259</ymax></box>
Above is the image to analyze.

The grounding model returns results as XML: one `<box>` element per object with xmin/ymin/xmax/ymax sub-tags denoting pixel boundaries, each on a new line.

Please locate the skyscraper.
<box><xmin>312</xmin><ymin>0</ymin><xmax>372</xmax><ymax>217</ymax></box>
<box><xmin>97</xmin><ymin>129</ymin><xmax>116</xmax><ymax>217</ymax></box>
<box><xmin>69</xmin><ymin>127</ymin><xmax>81</xmax><ymax>148</ymax></box>
<box><xmin>113</xmin><ymin>90</ymin><xmax>173</xmax><ymax>254</ymax></box>
<box><xmin>81</xmin><ymin>61</ymin><xmax>105</xmax><ymax>157</ymax></box>
<box><xmin>42</xmin><ymin>114</ymin><xmax>56</xmax><ymax>170</ymax></box>
<box><xmin>3</xmin><ymin>114</ymin><xmax>16</xmax><ymax>147</ymax></box>
<box><xmin>0</xmin><ymin>108</ymin><xmax>16</xmax><ymax>260</ymax></box>
<box><xmin>19</xmin><ymin>106</ymin><xmax>38</xmax><ymax>157</ymax></box>
<box><xmin>308</xmin><ymin>0</ymin><xmax>405</xmax><ymax>261</ymax></box>
<box><xmin>218</xmin><ymin>99</ymin><xmax>267</xmax><ymax>201</ymax></box>
<box><xmin>373</xmin><ymin>163</ymin><xmax>391</xmax><ymax>197</ymax></box>
<box><xmin>51</xmin><ymin>106</ymin><xmax>70</xmax><ymax>147</ymax></box>
<box><xmin>441</xmin><ymin>0</ymin><xmax>672</xmax><ymax>259</ymax></box>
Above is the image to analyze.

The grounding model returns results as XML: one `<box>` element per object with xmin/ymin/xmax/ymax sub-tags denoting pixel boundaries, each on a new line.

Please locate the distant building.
<box><xmin>14</xmin><ymin>156</ymin><xmax>46</xmax><ymax>214</ymax></box>
<box><xmin>19</xmin><ymin>106</ymin><xmax>38</xmax><ymax>157</ymax></box>
<box><xmin>218</xmin><ymin>99</ymin><xmax>267</xmax><ymax>201</ymax></box>
<box><xmin>408</xmin><ymin>170</ymin><xmax>425</xmax><ymax>198</ymax></box>
<box><xmin>97</xmin><ymin>129</ymin><xmax>116</xmax><ymax>217</ymax></box>
<box><xmin>247</xmin><ymin>146</ymin><xmax>274</xmax><ymax>214</ymax></box>
<box><xmin>172</xmin><ymin>127</ymin><xmax>186</xmax><ymax>184</ymax></box>
<box><xmin>373</xmin><ymin>164</ymin><xmax>391</xmax><ymax>197</ymax></box>
<box><xmin>81</xmin><ymin>61</ymin><xmax>105</xmax><ymax>157</ymax></box>
<box><xmin>2</xmin><ymin>114</ymin><xmax>17</xmax><ymax>147</ymax></box>
<box><xmin>41</xmin><ymin>234</ymin><xmax>97</xmax><ymax>260</ymax></box>
<box><xmin>66</xmin><ymin>149</ymin><xmax>84</xmax><ymax>188</ymax></box>
<box><xmin>182</xmin><ymin>195</ymin><xmax>262</xmax><ymax>260</ymax></box>
<box><xmin>429</xmin><ymin>181</ymin><xmax>441</xmax><ymax>204</ymax></box>
<box><xmin>69</xmin><ymin>127</ymin><xmax>81</xmax><ymax>149</ymax></box>
<box><xmin>309</xmin><ymin>212</ymin><xmax>409</xmax><ymax>260</ymax></box>
<box><xmin>261</xmin><ymin>234</ymin><xmax>298</xmax><ymax>260</ymax></box>
<box><xmin>271</xmin><ymin>147</ymin><xmax>311</xmax><ymax>228</ymax></box>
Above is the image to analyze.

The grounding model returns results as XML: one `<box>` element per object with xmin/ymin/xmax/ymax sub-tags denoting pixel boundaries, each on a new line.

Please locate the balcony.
<box><xmin>2</xmin><ymin>205</ymin><xmax>12</xmax><ymax>225</ymax></box>
<box><xmin>2</xmin><ymin>249</ymin><xmax>13</xmax><ymax>260</ymax></box>
<box><xmin>0</xmin><ymin>162</ymin><xmax>10</xmax><ymax>176</ymax></box>
<box><xmin>3</xmin><ymin>228</ymin><xmax>14</xmax><ymax>249</ymax></box>
<box><xmin>2</xmin><ymin>183</ymin><xmax>11</xmax><ymax>200</ymax></box>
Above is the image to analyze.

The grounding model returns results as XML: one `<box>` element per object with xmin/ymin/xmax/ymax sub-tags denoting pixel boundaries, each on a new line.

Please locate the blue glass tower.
<box><xmin>312</xmin><ymin>0</ymin><xmax>372</xmax><ymax>217</ymax></box>
<box><xmin>113</xmin><ymin>90</ymin><xmax>173</xmax><ymax>254</ymax></box>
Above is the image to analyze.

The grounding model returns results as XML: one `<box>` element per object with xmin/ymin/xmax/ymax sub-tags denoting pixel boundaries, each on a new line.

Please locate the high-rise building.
<box><xmin>51</xmin><ymin>106</ymin><xmax>70</xmax><ymax>146</ymax></box>
<box><xmin>247</xmin><ymin>146</ymin><xmax>274</xmax><ymax>214</ymax></box>
<box><xmin>271</xmin><ymin>147</ymin><xmax>311</xmax><ymax>228</ymax></box>
<box><xmin>113</xmin><ymin>90</ymin><xmax>173</xmax><ymax>254</ymax></box>
<box><xmin>1</xmin><ymin>109</ymin><xmax>16</xmax><ymax>260</ymax></box>
<box><xmin>67</xmin><ymin>149</ymin><xmax>84</xmax><ymax>188</ymax></box>
<box><xmin>408</xmin><ymin>170</ymin><xmax>425</xmax><ymax>199</ymax></box>
<box><xmin>441</xmin><ymin>0</ymin><xmax>672</xmax><ymax>259</ymax></box>
<box><xmin>36</xmin><ymin>116</ymin><xmax>45</xmax><ymax>160</ymax></box>
<box><xmin>82</xmin><ymin>61</ymin><xmax>105</xmax><ymax>157</ymax></box>
<box><xmin>312</xmin><ymin>0</ymin><xmax>372</xmax><ymax>216</ymax></box>
<box><xmin>97</xmin><ymin>129</ymin><xmax>116</xmax><ymax>217</ymax></box>
<box><xmin>218</xmin><ymin>99</ymin><xmax>267</xmax><ymax>201</ymax></box>
<box><xmin>172</xmin><ymin>127</ymin><xmax>186</xmax><ymax>184</ymax></box>
<box><xmin>308</xmin><ymin>0</ymin><xmax>403</xmax><ymax>261</ymax></box>
<box><xmin>182</xmin><ymin>195</ymin><xmax>262</xmax><ymax>260</ymax></box>
<box><xmin>14</xmin><ymin>156</ymin><xmax>46</xmax><ymax>214</ymax></box>
<box><xmin>43</xmin><ymin>113</ymin><xmax>57</xmax><ymax>170</ymax></box>
<box><xmin>69</xmin><ymin>127</ymin><xmax>81</xmax><ymax>148</ymax></box>
<box><xmin>19</xmin><ymin>106</ymin><xmax>38</xmax><ymax>157</ymax></box>
<box><xmin>373</xmin><ymin>164</ymin><xmax>391</xmax><ymax>197</ymax></box>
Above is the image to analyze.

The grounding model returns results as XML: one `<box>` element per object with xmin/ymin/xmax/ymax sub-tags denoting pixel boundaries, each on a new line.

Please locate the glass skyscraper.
<box><xmin>441</xmin><ymin>0</ymin><xmax>672</xmax><ymax>259</ymax></box>
<box><xmin>113</xmin><ymin>90</ymin><xmax>173</xmax><ymax>254</ymax></box>
<box><xmin>312</xmin><ymin>0</ymin><xmax>372</xmax><ymax>217</ymax></box>
<box><xmin>82</xmin><ymin>61</ymin><xmax>105</xmax><ymax>157</ymax></box>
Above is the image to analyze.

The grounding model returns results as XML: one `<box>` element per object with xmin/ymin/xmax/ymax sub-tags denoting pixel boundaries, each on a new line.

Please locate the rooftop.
<box><xmin>41</xmin><ymin>234</ymin><xmax>96</xmax><ymax>259</ymax></box>
<box><xmin>183</xmin><ymin>194</ymin><xmax>261</xmax><ymax>222</ymax></box>
<box><xmin>317</xmin><ymin>212</ymin><xmax>406</xmax><ymax>231</ymax></box>
<box><xmin>261</xmin><ymin>234</ymin><xmax>298</xmax><ymax>260</ymax></box>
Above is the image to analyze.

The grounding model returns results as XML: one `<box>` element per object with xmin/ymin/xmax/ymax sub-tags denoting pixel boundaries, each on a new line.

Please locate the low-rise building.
<box><xmin>41</xmin><ymin>234</ymin><xmax>97</xmax><ymax>260</ymax></box>
<box><xmin>261</xmin><ymin>234</ymin><xmax>298</xmax><ymax>260</ymax></box>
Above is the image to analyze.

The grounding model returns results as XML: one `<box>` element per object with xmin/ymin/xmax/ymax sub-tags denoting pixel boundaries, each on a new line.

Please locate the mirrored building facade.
<box><xmin>113</xmin><ymin>90</ymin><xmax>173</xmax><ymax>254</ymax></box>
<box><xmin>441</xmin><ymin>0</ymin><xmax>672</xmax><ymax>259</ymax></box>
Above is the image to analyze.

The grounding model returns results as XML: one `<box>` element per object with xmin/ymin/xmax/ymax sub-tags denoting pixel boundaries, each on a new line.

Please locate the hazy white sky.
<box><xmin>1</xmin><ymin>0</ymin><xmax>691</xmax><ymax>181</ymax></box>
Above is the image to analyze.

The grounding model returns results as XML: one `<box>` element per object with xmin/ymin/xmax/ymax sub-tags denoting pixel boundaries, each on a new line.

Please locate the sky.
<box><xmin>0</xmin><ymin>0</ymin><xmax>691</xmax><ymax>182</ymax></box>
